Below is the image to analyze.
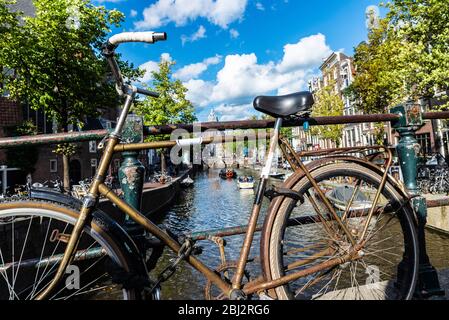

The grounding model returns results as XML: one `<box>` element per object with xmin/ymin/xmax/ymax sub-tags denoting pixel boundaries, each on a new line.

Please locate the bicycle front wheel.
<box><xmin>0</xmin><ymin>200</ymin><xmax>142</xmax><ymax>300</ymax></box>
<box><xmin>262</xmin><ymin>162</ymin><xmax>419</xmax><ymax>300</ymax></box>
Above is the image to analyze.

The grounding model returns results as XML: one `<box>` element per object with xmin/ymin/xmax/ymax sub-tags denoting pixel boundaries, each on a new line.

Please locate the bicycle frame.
<box><xmin>34</xmin><ymin>42</ymin><xmax>396</xmax><ymax>300</ymax></box>
<box><xmin>35</xmin><ymin>95</ymin><xmax>394</xmax><ymax>300</ymax></box>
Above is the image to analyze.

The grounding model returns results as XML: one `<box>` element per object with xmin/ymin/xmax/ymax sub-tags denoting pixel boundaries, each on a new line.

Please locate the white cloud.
<box><xmin>134</xmin><ymin>0</ymin><xmax>248</xmax><ymax>30</ymax></box>
<box><xmin>255</xmin><ymin>2</ymin><xmax>265</xmax><ymax>11</ymax></box>
<box><xmin>139</xmin><ymin>53</ymin><xmax>172</xmax><ymax>82</ymax></box>
<box><xmin>215</xmin><ymin>103</ymin><xmax>253</xmax><ymax>121</ymax></box>
<box><xmin>183</xmin><ymin>33</ymin><xmax>331</xmax><ymax>115</ymax></box>
<box><xmin>181</xmin><ymin>25</ymin><xmax>206</xmax><ymax>45</ymax></box>
<box><xmin>130</xmin><ymin>9</ymin><xmax>138</xmax><ymax>18</ymax></box>
<box><xmin>277</xmin><ymin>33</ymin><xmax>331</xmax><ymax>72</ymax></box>
<box><xmin>184</xmin><ymin>79</ymin><xmax>215</xmax><ymax>106</ymax></box>
<box><xmin>174</xmin><ymin>55</ymin><xmax>222</xmax><ymax>81</ymax></box>
<box><xmin>229</xmin><ymin>28</ymin><xmax>239</xmax><ymax>39</ymax></box>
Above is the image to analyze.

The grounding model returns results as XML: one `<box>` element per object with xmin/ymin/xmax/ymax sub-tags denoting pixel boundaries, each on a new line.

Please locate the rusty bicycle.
<box><xmin>0</xmin><ymin>31</ymin><xmax>421</xmax><ymax>300</ymax></box>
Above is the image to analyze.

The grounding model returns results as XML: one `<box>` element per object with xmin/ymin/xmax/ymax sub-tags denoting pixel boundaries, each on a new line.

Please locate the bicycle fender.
<box><xmin>28</xmin><ymin>188</ymin><xmax>149</xmax><ymax>279</ymax></box>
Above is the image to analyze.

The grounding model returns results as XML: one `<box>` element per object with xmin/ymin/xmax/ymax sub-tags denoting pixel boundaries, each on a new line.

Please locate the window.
<box><xmin>416</xmin><ymin>133</ymin><xmax>431</xmax><ymax>156</ymax></box>
<box><xmin>50</xmin><ymin>159</ymin><xmax>57</xmax><ymax>173</ymax></box>
<box><xmin>90</xmin><ymin>159</ymin><xmax>98</xmax><ymax>177</ymax></box>
<box><xmin>89</xmin><ymin>141</ymin><xmax>97</xmax><ymax>153</ymax></box>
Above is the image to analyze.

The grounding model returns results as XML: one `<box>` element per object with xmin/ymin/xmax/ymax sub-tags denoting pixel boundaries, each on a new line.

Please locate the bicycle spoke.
<box><xmin>28</xmin><ymin>223</ymin><xmax>70</xmax><ymax>299</ymax></box>
<box><xmin>12</xmin><ymin>216</ymin><xmax>34</xmax><ymax>290</ymax></box>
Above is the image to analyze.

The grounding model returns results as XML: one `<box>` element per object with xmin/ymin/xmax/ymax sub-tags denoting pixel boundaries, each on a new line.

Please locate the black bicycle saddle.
<box><xmin>253</xmin><ymin>91</ymin><xmax>314</xmax><ymax>118</ymax></box>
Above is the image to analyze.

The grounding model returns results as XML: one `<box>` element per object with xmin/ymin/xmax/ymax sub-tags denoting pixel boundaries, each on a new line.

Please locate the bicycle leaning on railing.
<box><xmin>0</xmin><ymin>31</ymin><xmax>438</xmax><ymax>300</ymax></box>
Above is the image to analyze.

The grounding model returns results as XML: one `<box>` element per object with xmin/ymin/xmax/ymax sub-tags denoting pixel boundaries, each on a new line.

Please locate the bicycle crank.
<box><xmin>204</xmin><ymin>262</ymin><xmax>251</xmax><ymax>300</ymax></box>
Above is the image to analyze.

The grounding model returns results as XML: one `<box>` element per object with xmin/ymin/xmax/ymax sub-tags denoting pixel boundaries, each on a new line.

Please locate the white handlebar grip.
<box><xmin>108</xmin><ymin>32</ymin><xmax>167</xmax><ymax>46</ymax></box>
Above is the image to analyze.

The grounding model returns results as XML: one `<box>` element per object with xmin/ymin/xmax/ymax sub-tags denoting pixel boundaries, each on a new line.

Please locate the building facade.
<box><xmin>293</xmin><ymin>52</ymin><xmax>392</xmax><ymax>152</ymax></box>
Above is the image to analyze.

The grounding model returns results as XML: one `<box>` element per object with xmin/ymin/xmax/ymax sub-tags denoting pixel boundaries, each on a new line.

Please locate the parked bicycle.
<box><xmin>0</xmin><ymin>31</ymin><xmax>421</xmax><ymax>300</ymax></box>
<box><xmin>31</xmin><ymin>178</ymin><xmax>64</xmax><ymax>193</ymax></box>
<box><xmin>71</xmin><ymin>178</ymin><xmax>92</xmax><ymax>200</ymax></box>
<box><xmin>417</xmin><ymin>155</ymin><xmax>449</xmax><ymax>194</ymax></box>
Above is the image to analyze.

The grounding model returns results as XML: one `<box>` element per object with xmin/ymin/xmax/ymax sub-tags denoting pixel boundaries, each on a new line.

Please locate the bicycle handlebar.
<box><xmin>108</xmin><ymin>32</ymin><xmax>167</xmax><ymax>47</ymax></box>
<box><xmin>137</xmin><ymin>87</ymin><xmax>160</xmax><ymax>98</ymax></box>
<box><xmin>102</xmin><ymin>31</ymin><xmax>167</xmax><ymax>98</ymax></box>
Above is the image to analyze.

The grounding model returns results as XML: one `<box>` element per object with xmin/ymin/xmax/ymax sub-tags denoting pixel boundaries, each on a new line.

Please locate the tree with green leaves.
<box><xmin>0</xmin><ymin>0</ymin><xmax>141</xmax><ymax>190</ymax></box>
<box><xmin>311</xmin><ymin>82</ymin><xmax>344</xmax><ymax>147</ymax></box>
<box><xmin>6</xmin><ymin>121</ymin><xmax>39</xmax><ymax>176</ymax></box>
<box><xmin>135</xmin><ymin>60</ymin><xmax>197</xmax><ymax>173</ymax></box>
<box><xmin>347</xmin><ymin>0</ymin><xmax>449</xmax><ymax>113</ymax></box>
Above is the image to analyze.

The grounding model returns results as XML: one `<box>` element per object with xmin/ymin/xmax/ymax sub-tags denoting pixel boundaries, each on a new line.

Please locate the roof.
<box><xmin>319</xmin><ymin>52</ymin><xmax>351</xmax><ymax>71</ymax></box>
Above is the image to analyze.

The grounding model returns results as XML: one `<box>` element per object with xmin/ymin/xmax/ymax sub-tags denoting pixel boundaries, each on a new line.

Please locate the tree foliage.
<box><xmin>6</xmin><ymin>121</ymin><xmax>38</xmax><ymax>174</ymax></box>
<box><xmin>347</xmin><ymin>0</ymin><xmax>449</xmax><ymax>113</ymax></box>
<box><xmin>0</xmin><ymin>0</ymin><xmax>141</xmax><ymax>129</ymax></box>
<box><xmin>310</xmin><ymin>82</ymin><xmax>344</xmax><ymax>146</ymax></box>
<box><xmin>134</xmin><ymin>60</ymin><xmax>197</xmax><ymax>172</ymax></box>
<box><xmin>0</xmin><ymin>0</ymin><xmax>141</xmax><ymax>187</ymax></box>
<box><xmin>135</xmin><ymin>60</ymin><xmax>197</xmax><ymax>140</ymax></box>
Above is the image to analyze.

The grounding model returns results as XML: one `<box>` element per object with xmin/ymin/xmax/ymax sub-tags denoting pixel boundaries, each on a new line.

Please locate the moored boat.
<box><xmin>269</xmin><ymin>172</ymin><xmax>285</xmax><ymax>180</ymax></box>
<box><xmin>219</xmin><ymin>169</ymin><xmax>237</xmax><ymax>179</ymax></box>
<box><xmin>237</xmin><ymin>176</ymin><xmax>255</xmax><ymax>189</ymax></box>
<box><xmin>325</xmin><ymin>185</ymin><xmax>372</xmax><ymax>212</ymax></box>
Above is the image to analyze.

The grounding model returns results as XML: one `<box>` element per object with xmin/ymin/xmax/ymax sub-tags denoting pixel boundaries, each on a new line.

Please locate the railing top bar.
<box><xmin>0</xmin><ymin>130</ymin><xmax>108</xmax><ymax>149</ymax></box>
<box><xmin>0</xmin><ymin>111</ymin><xmax>448</xmax><ymax>149</ymax></box>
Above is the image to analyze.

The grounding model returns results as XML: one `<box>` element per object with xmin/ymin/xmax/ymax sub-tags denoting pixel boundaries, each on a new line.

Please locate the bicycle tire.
<box><xmin>0</xmin><ymin>199</ymin><xmax>146</xmax><ymax>300</ymax></box>
<box><xmin>262</xmin><ymin>162</ymin><xmax>419</xmax><ymax>300</ymax></box>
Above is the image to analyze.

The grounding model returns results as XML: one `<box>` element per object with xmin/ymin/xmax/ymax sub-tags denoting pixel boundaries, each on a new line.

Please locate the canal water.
<box><xmin>152</xmin><ymin>168</ymin><xmax>268</xmax><ymax>300</ymax></box>
<box><xmin>149</xmin><ymin>168</ymin><xmax>449</xmax><ymax>300</ymax></box>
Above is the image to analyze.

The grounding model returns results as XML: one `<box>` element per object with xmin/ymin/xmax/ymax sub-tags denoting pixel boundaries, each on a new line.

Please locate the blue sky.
<box><xmin>93</xmin><ymin>0</ymin><xmax>384</xmax><ymax>121</ymax></box>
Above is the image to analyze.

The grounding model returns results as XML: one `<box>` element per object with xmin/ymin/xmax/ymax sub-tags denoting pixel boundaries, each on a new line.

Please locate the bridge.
<box><xmin>0</xmin><ymin>102</ymin><xmax>449</xmax><ymax>299</ymax></box>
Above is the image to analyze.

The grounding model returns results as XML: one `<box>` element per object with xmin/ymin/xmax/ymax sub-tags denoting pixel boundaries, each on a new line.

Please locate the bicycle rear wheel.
<box><xmin>262</xmin><ymin>162</ymin><xmax>419</xmax><ymax>300</ymax></box>
<box><xmin>0</xmin><ymin>200</ymin><xmax>142</xmax><ymax>300</ymax></box>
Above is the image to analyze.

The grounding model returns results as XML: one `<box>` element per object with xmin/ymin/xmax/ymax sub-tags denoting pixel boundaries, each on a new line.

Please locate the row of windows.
<box><xmin>49</xmin><ymin>159</ymin><xmax>99</xmax><ymax>173</ymax></box>
<box><xmin>49</xmin><ymin>158</ymin><xmax>122</xmax><ymax>176</ymax></box>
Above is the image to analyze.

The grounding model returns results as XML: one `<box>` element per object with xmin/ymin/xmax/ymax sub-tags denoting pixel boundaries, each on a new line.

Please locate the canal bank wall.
<box><xmin>426</xmin><ymin>194</ymin><xmax>449</xmax><ymax>234</ymax></box>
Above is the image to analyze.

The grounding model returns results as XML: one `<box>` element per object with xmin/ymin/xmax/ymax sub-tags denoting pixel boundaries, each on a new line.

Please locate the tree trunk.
<box><xmin>160</xmin><ymin>150</ymin><xmax>167</xmax><ymax>173</ymax></box>
<box><xmin>60</xmin><ymin>108</ymin><xmax>70</xmax><ymax>193</ymax></box>
<box><xmin>63</xmin><ymin>153</ymin><xmax>70</xmax><ymax>193</ymax></box>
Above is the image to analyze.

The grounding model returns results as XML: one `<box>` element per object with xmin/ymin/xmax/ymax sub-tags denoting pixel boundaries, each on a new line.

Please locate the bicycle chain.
<box><xmin>146</xmin><ymin>238</ymin><xmax>194</xmax><ymax>295</ymax></box>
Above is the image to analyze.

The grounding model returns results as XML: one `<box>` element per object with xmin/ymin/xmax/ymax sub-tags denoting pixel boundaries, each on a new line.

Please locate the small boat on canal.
<box><xmin>325</xmin><ymin>185</ymin><xmax>372</xmax><ymax>212</ymax></box>
<box><xmin>219</xmin><ymin>169</ymin><xmax>237</xmax><ymax>179</ymax></box>
<box><xmin>269</xmin><ymin>172</ymin><xmax>285</xmax><ymax>180</ymax></box>
<box><xmin>237</xmin><ymin>176</ymin><xmax>255</xmax><ymax>189</ymax></box>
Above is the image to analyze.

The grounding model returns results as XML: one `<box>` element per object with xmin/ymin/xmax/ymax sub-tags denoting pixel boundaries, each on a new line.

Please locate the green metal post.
<box><xmin>118</xmin><ymin>114</ymin><xmax>145</xmax><ymax>231</ymax></box>
<box><xmin>391</xmin><ymin>102</ymin><xmax>444</xmax><ymax>298</ymax></box>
